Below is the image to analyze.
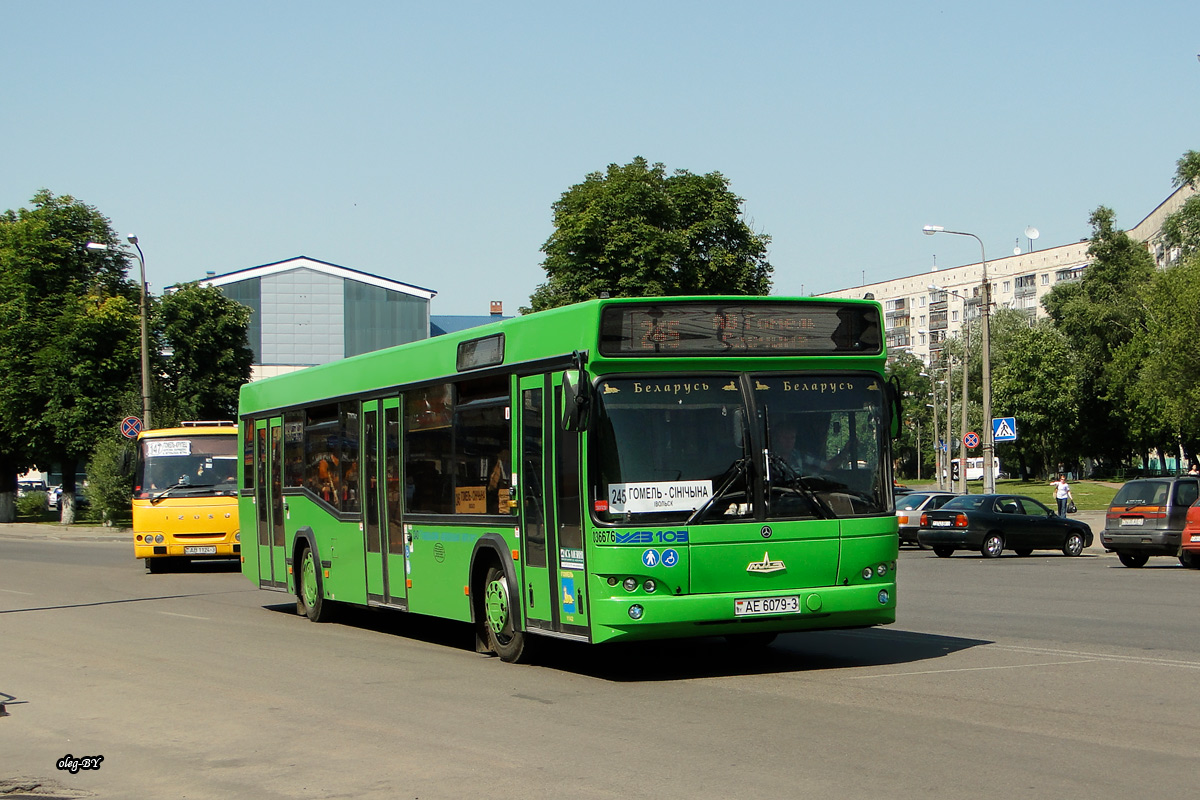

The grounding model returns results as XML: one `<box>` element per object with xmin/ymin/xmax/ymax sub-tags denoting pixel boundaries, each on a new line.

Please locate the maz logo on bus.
<box><xmin>592</xmin><ymin>530</ymin><xmax>689</xmax><ymax>545</ymax></box>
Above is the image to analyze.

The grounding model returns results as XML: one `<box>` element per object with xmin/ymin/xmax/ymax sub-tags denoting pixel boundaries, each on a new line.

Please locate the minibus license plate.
<box><xmin>184</xmin><ymin>546</ymin><xmax>217</xmax><ymax>555</ymax></box>
<box><xmin>1120</xmin><ymin>518</ymin><xmax>1144</xmax><ymax>527</ymax></box>
<box><xmin>735</xmin><ymin>596</ymin><xmax>800</xmax><ymax>616</ymax></box>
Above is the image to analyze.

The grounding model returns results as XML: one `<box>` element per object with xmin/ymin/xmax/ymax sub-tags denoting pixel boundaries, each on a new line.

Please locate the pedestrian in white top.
<box><xmin>1050</xmin><ymin>473</ymin><xmax>1073</xmax><ymax>517</ymax></box>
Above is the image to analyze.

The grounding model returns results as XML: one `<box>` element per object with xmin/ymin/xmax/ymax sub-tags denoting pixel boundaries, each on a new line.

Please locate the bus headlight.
<box><xmin>862</xmin><ymin>567</ymin><xmax>874</xmax><ymax>580</ymax></box>
<box><xmin>154</xmin><ymin>535</ymin><xmax>164</xmax><ymax>544</ymax></box>
<box><xmin>878</xmin><ymin>590</ymin><xmax>890</xmax><ymax>605</ymax></box>
<box><xmin>623</xmin><ymin>577</ymin><xmax>638</xmax><ymax>592</ymax></box>
<box><xmin>628</xmin><ymin>604</ymin><xmax>644</xmax><ymax>620</ymax></box>
<box><xmin>643</xmin><ymin>579</ymin><xmax>657</xmax><ymax>593</ymax></box>
<box><xmin>877</xmin><ymin>563</ymin><xmax>888</xmax><ymax>577</ymax></box>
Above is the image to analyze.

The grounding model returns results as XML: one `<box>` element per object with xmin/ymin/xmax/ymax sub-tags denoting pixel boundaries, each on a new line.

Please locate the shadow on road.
<box><xmin>264</xmin><ymin>601</ymin><xmax>990</xmax><ymax>681</ymax></box>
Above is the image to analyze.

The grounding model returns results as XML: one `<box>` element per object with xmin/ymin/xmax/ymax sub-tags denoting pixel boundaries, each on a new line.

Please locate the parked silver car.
<box><xmin>895</xmin><ymin>492</ymin><xmax>960</xmax><ymax>547</ymax></box>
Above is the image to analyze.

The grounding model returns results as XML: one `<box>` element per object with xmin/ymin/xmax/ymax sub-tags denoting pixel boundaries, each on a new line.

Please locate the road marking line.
<box><xmin>158</xmin><ymin>611</ymin><xmax>211</xmax><ymax>621</ymax></box>
<box><xmin>850</xmin><ymin>658</ymin><xmax>1097</xmax><ymax>679</ymax></box>
<box><xmin>994</xmin><ymin>644</ymin><xmax>1200</xmax><ymax>669</ymax></box>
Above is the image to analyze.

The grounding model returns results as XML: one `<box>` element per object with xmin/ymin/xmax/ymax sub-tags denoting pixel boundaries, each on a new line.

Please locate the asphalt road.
<box><xmin>2</xmin><ymin>525</ymin><xmax>1198</xmax><ymax>800</ymax></box>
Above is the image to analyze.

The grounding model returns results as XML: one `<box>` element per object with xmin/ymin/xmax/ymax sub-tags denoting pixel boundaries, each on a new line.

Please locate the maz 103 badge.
<box><xmin>606</xmin><ymin>480</ymin><xmax>713</xmax><ymax>514</ymax></box>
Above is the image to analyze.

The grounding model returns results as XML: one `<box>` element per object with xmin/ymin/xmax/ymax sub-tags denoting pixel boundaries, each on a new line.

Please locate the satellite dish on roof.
<box><xmin>1025</xmin><ymin>226</ymin><xmax>1040</xmax><ymax>240</ymax></box>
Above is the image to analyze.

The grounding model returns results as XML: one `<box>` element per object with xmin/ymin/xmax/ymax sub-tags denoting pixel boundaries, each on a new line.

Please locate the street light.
<box><xmin>923</xmin><ymin>225</ymin><xmax>994</xmax><ymax>493</ymax></box>
<box><xmin>931</xmin><ymin>283</ymin><xmax>971</xmax><ymax>494</ymax></box>
<box><xmin>86</xmin><ymin>236</ymin><xmax>152</xmax><ymax>431</ymax></box>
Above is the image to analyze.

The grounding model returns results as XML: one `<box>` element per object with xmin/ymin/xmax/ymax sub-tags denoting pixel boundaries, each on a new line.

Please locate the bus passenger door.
<box><xmin>517</xmin><ymin>374</ymin><xmax>589</xmax><ymax>637</ymax></box>
<box><xmin>381</xmin><ymin>399</ymin><xmax>407</xmax><ymax>607</ymax></box>
<box><xmin>362</xmin><ymin>400</ymin><xmax>385</xmax><ymax>601</ymax></box>
<box><xmin>518</xmin><ymin>376</ymin><xmax>551</xmax><ymax>627</ymax></box>
<box><xmin>255</xmin><ymin>418</ymin><xmax>287</xmax><ymax>589</ymax></box>
<box><xmin>551</xmin><ymin>375</ymin><xmax>588</xmax><ymax>635</ymax></box>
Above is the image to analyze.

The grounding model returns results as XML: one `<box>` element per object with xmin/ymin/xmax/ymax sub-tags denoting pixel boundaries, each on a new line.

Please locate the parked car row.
<box><xmin>902</xmin><ymin>475</ymin><xmax>1200</xmax><ymax>569</ymax></box>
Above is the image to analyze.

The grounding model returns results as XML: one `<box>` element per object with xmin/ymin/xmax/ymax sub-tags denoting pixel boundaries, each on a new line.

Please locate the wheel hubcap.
<box><xmin>302</xmin><ymin>552</ymin><xmax>318</xmax><ymax>608</ymax></box>
<box><xmin>485</xmin><ymin>578</ymin><xmax>510</xmax><ymax>636</ymax></box>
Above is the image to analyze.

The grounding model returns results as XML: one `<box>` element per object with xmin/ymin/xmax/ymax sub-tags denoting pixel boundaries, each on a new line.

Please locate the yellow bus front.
<box><xmin>132</xmin><ymin>425</ymin><xmax>241</xmax><ymax>571</ymax></box>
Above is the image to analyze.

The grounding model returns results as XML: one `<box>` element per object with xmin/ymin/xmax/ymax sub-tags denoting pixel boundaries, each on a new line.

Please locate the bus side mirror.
<box><xmin>561</xmin><ymin>369</ymin><xmax>592</xmax><ymax>432</ymax></box>
<box><xmin>887</xmin><ymin>376</ymin><xmax>902</xmax><ymax>440</ymax></box>
<box><xmin>120</xmin><ymin>446</ymin><xmax>133</xmax><ymax>475</ymax></box>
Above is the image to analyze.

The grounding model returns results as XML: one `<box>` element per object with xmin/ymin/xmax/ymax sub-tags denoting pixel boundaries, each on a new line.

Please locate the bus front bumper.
<box><xmin>588</xmin><ymin>581</ymin><xmax>896</xmax><ymax>643</ymax></box>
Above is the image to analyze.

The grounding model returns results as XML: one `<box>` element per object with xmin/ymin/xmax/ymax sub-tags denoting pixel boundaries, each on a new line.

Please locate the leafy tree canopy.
<box><xmin>155</xmin><ymin>282</ymin><xmax>254</xmax><ymax>422</ymax></box>
<box><xmin>0</xmin><ymin>190</ymin><xmax>141</xmax><ymax>521</ymax></box>
<box><xmin>526</xmin><ymin>157</ymin><xmax>772</xmax><ymax>312</ymax></box>
<box><xmin>1161</xmin><ymin>150</ymin><xmax>1200</xmax><ymax>259</ymax></box>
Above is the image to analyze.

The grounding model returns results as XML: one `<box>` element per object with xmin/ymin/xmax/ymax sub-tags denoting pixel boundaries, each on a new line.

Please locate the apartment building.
<box><xmin>819</xmin><ymin>183</ymin><xmax>1195</xmax><ymax>363</ymax></box>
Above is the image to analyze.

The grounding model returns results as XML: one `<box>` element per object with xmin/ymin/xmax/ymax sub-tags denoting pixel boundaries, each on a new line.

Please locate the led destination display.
<box><xmin>599</xmin><ymin>302</ymin><xmax>883</xmax><ymax>356</ymax></box>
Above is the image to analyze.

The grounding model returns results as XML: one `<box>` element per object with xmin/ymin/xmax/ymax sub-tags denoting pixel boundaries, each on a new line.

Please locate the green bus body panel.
<box><xmin>406</xmin><ymin>523</ymin><xmax>517</xmax><ymax>622</ymax></box>
<box><xmin>238</xmin><ymin>296</ymin><xmax>896</xmax><ymax>648</ymax></box>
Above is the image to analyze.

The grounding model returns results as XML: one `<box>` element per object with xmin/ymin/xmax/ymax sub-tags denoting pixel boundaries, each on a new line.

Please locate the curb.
<box><xmin>0</xmin><ymin>522</ymin><xmax>129</xmax><ymax>542</ymax></box>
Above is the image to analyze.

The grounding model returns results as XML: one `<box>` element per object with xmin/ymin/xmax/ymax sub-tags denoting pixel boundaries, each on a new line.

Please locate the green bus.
<box><xmin>239</xmin><ymin>296</ymin><xmax>900</xmax><ymax>662</ymax></box>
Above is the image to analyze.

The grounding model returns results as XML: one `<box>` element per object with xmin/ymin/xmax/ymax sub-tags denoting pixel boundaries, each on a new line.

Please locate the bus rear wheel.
<box><xmin>481</xmin><ymin>565</ymin><xmax>526</xmax><ymax>663</ymax></box>
<box><xmin>296</xmin><ymin>545</ymin><xmax>334</xmax><ymax>622</ymax></box>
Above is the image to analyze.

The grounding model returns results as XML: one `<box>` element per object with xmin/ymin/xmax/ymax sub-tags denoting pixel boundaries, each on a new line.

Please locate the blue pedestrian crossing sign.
<box><xmin>993</xmin><ymin>417</ymin><xmax>1017</xmax><ymax>442</ymax></box>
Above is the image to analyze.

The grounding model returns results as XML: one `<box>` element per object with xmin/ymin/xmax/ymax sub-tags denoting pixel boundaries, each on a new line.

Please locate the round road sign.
<box><xmin>121</xmin><ymin>416</ymin><xmax>143</xmax><ymax>439</ymax></box>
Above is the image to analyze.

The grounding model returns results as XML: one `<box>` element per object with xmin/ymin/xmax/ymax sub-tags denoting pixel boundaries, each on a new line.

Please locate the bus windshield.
<box><xmin>135</xmin><ymin>433</ymin><xmax>239</xmax><ymax>500</ymax></box>
<box><xmin>590</xmin><ymin>373</ymin><xmax>888</xmax><ymax>524</ymax></box>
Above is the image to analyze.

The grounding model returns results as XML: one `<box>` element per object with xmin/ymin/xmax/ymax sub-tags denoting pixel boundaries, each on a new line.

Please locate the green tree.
<box><xmin>991</xmin><ymin>320</ymin><xmax>1078</xmax><ymax>477</ymax></box>
<box><xmin>155</xmin><ymin>282</ymin><xmax>253</xmax><ymax>422</ymax></box>
<box><xmin>86</xmin><ymin>431</ymin><xmax>135</xmax><ymax>527</ymax></box>
<box><xmin>885</xmin><ymin>350</ymin><xmax>934</xmax><ymax>479</ymax></box>
<box><xmin>1126</xmin><ymin>253</ymin><xmax>1200</xmax><ymax>463</ymax></box>
<box><xmin>1160</xmin><ymin>149</ymin><xmax>1200</xmax><ymax>260</ymax></box>
<box><xmin>0</xmin><ymin>190</ymin><xmax>141</xmax><ymax>523</ymax></box>
<box><xmin>1043</xmin><ymin>206</ymin><xmax>1158</xmax><ymax>470</ymax></box>
<box><xmin>527</xmin><ymin>157</ymin><xmax>772</xmax><ymax>312</ymax></box>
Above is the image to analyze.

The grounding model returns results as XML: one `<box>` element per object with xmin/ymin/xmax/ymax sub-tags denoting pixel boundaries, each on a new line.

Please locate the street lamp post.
<box><xmin>944</xmin><ymin>358</ymin><xmax>953</xmax><ymax>489</ymax></box>
<box><xmin>923</xmin><ymin>225</ymin><xmax>995</xmax><ymax>493</ymax></box>
<box><xmin>86</xmin><ymin>236</ymin><xmax>152</xmax><ymax>431</ymax></box>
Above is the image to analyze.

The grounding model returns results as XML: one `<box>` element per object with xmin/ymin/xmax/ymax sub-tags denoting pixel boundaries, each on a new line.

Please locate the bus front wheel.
<box><xmin>480</xmin><ymin>564</ymin><xmax>526</xmax><ymax>663</ymax></box>
<box><xmin>296</xmin><ymin>545</ymin><xmax>334</xmax><ymax>622</ymax></box>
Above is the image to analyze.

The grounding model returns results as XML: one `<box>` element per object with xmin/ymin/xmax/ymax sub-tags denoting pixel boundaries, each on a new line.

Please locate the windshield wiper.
<box><xmin>686</xmin><ymin>457</ymin><xmax>749</xmax><ymax>526</ymax></box>
<box><xmin>150</xmin><ymin>482</ymin><xmax>190</xmax><ymax>505</ymax></box>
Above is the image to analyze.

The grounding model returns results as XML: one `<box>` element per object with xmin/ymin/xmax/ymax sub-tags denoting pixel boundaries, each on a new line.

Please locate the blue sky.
<box><xmin>4</xmin><ymin>1</ymin><xmax>1198</xmax><ymax>315</ymax></box>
